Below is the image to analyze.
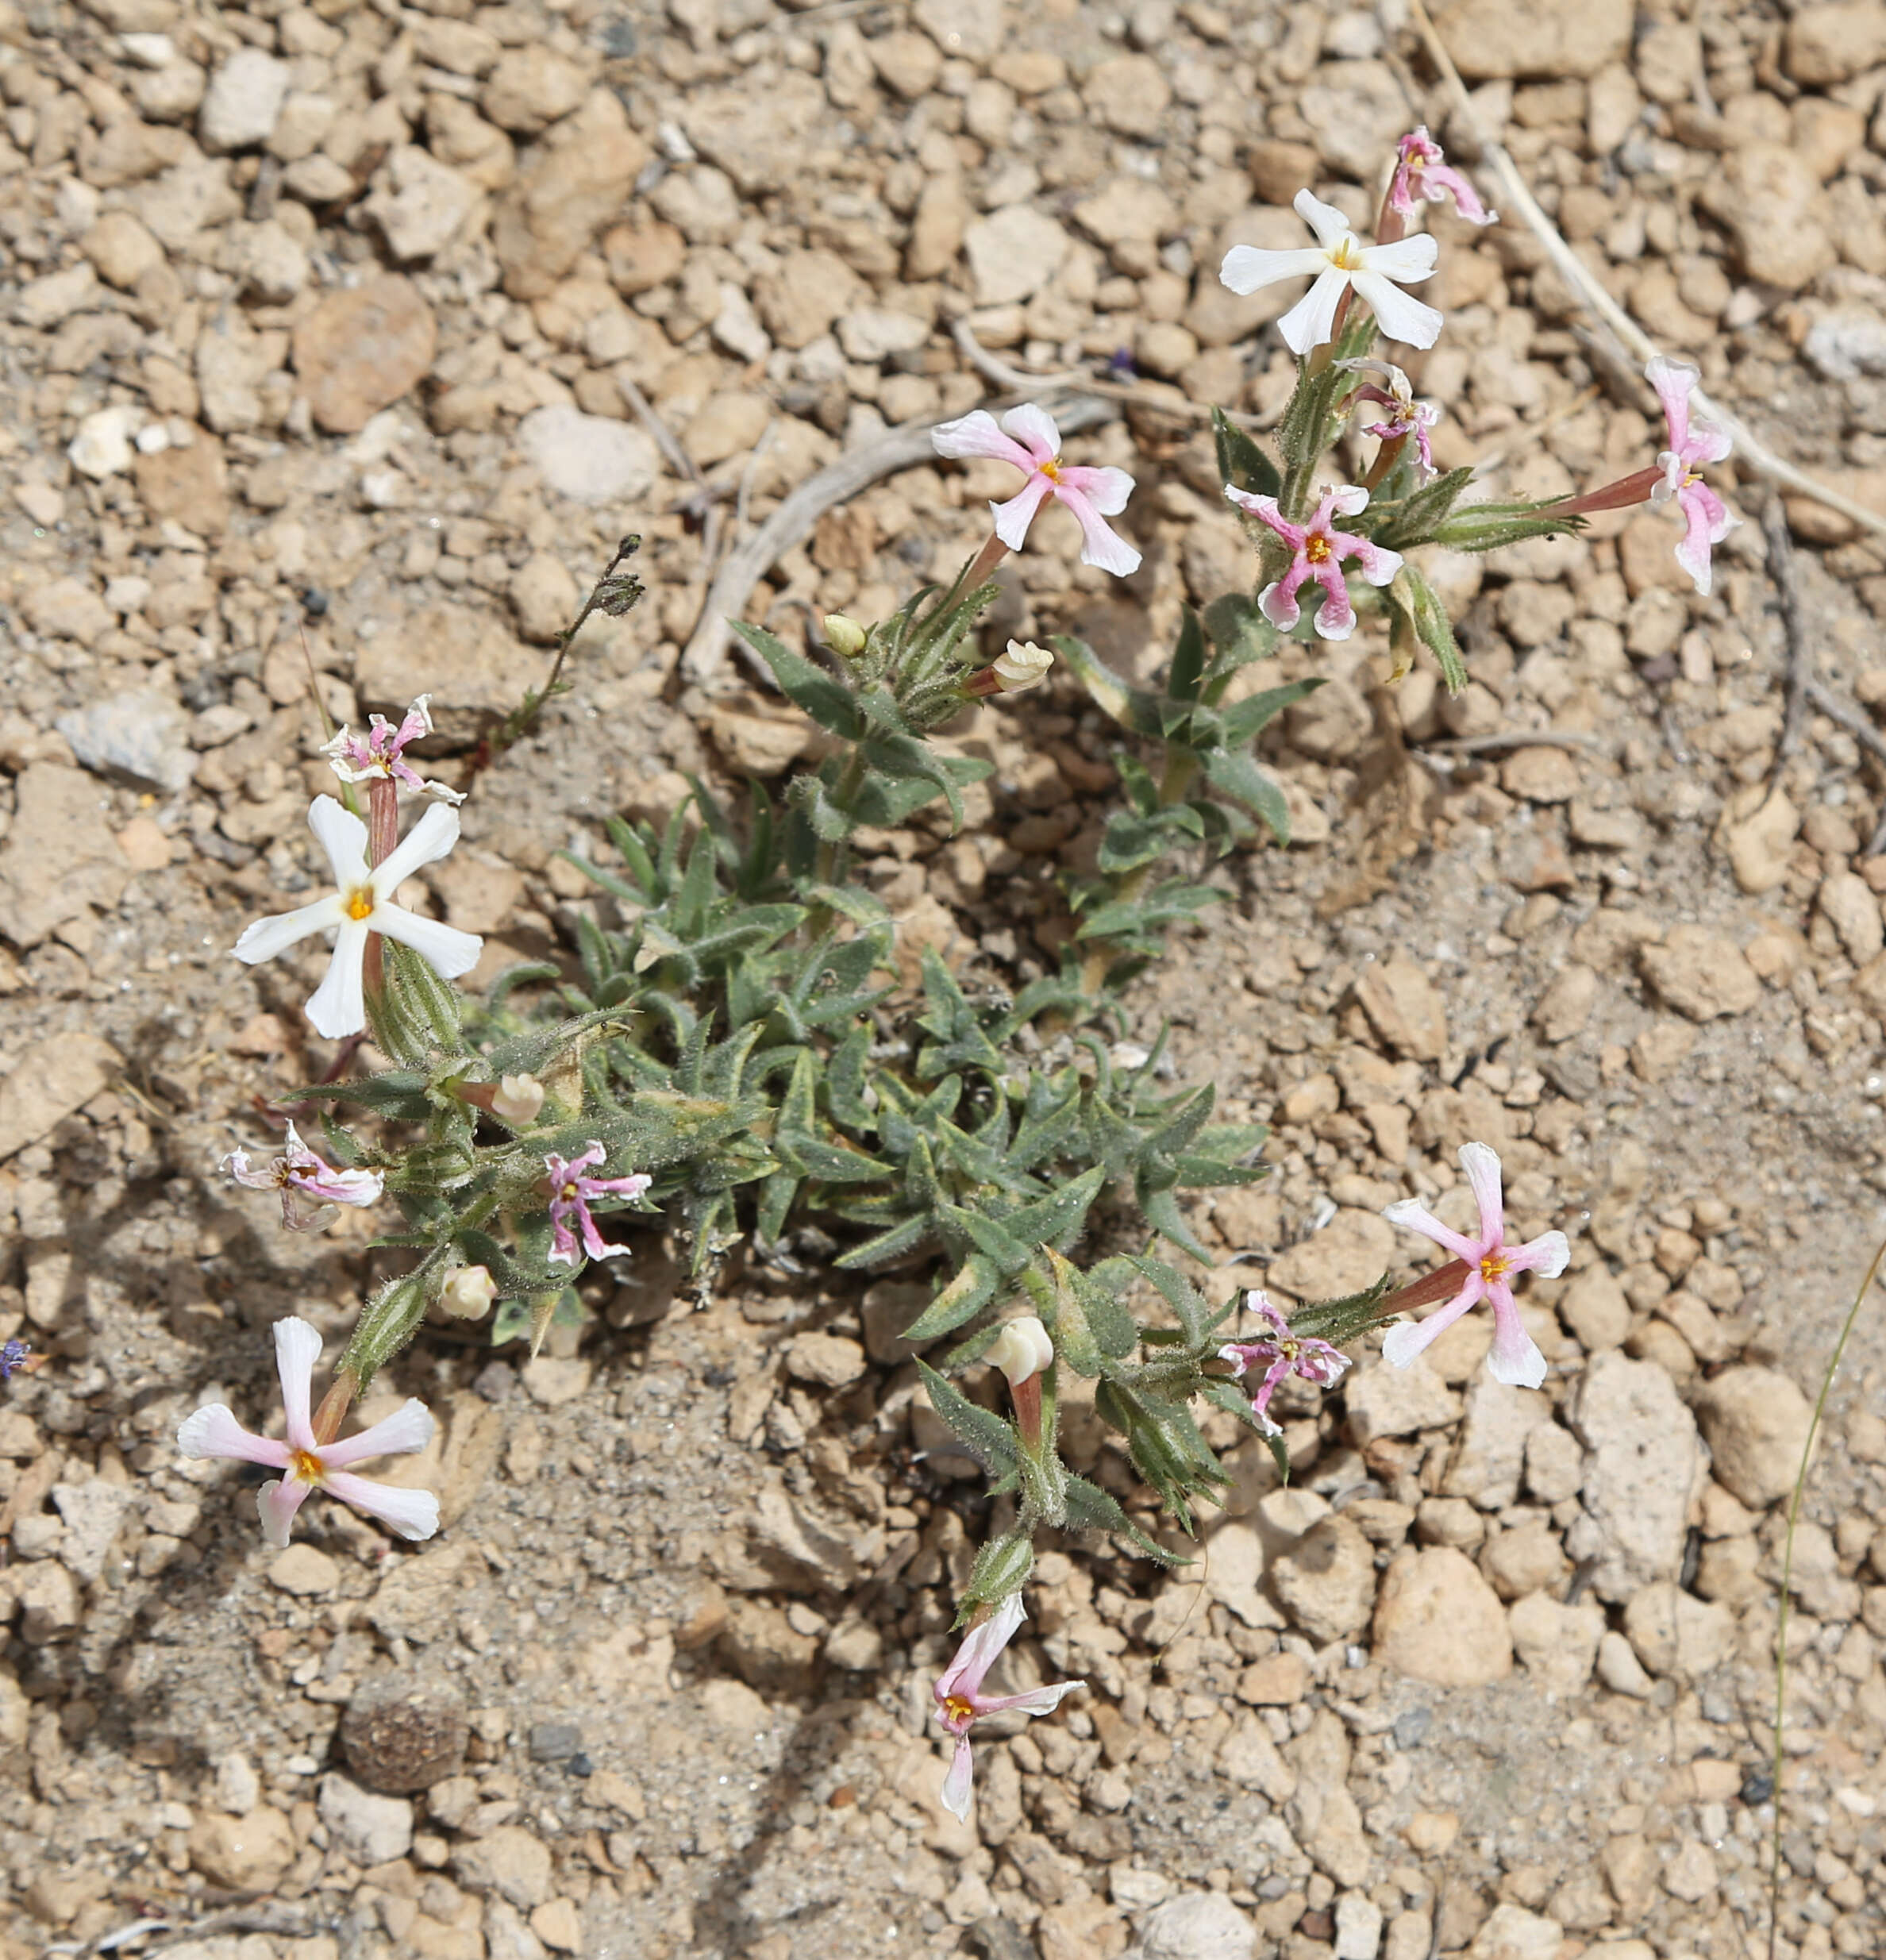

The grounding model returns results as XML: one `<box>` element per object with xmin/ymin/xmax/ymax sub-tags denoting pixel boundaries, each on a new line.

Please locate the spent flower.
<box><xmin>1218</xmin><ymin>1293</ymin><xmax>1350</xmax><ymax>1435</ymax></box>
<box><xmin>1387</xmin><ymin>126</ymin><xmax>1496</xmax><ymax>229</ymax></box>
<box><xmin>175</xmin><ymin>1317</ymin><xmax>439</xmax><ymax>1547</ymax></box>
<box><xmin>232</xmin><ymin>796</ymin><xmax>483</xmax><ymax>1041</ymax></box>
<box><xmin>1219</xmin><ymin>191</ymin><xmax>1441</xmax><ymax>356</ymax></box>
<box><xmin>545</xmin><ymin>1142</ymin><xmax>653</xmax><ymax>1265</ymax></box>
<box><xmin>222</xmin><ymin>1119</ymin><xmax>385</xmax><ymax>1232</ymax></box>
<box><xmin>1380</xmin><ymin>1142</ymin><xmax>1568</xmax><ymax>1388</ymax></box>
<box><xmin>1340</xmin><ymin>359</ymin><xmax>1441</xmax><ymax>484</ymax></box>
<box><xmin>933</xmin><ymin>1594</ymin><xmax>1083</xmax><ymax>1819</ymax></box>
<box><xmin>321</xmin><ymin>695</ymin><xmax>464</xmax><ymax>804</ymax></box>
<box><xmin>967</xmin><ymin>640</ymin><xmax>1056</xmax><ymax>697</ymax></box>
<box><xmin>440</xmin><ymin>1266</ymin><xmax>498</xmax><ymax>1319</ymax></box>
<box><xmin>1647</xmin><ymin>355</ymin><xmax>1738</xmax><ymax>596</ymax></box>
<box><xmin>985</xmin><ymin>1315</ymin><xmax>1054</xmax><ymax>1388</ymax></box>
<box><xmin>1226</xmin><ymin>483</ymin><xmax>1403</xmax><ymax>641</ymax></box>
<box><xmin>932</xmin><ymin>402</ymin><xmax>1141</xmax><ymax>576</ymax></box>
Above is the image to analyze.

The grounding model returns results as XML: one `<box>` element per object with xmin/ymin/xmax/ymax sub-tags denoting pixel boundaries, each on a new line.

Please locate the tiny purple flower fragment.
<box><xmin>545</xmin><ymin>1142</ymin><xmax>652</xmax><ymax>1265</ymax></box>
<box><xmin>933</xmin><ymin>1595</ymin><xmax>1083</xmax><ymax>1819</ymax></box>
<box><xmin>321</xmin><ymin>695</ymin><xmax>464</xmax><ymax>805</ymax></box>
<box><xmin>0</xmin><ymin>1341</ymin><xmax>29</xmax><ymax>1380</ymax></box>
<box><xmin>222</xmin><ymin>1119</ymin><xmax>385</xmax><ymax>1232</ymax></box>
<box><xmin>1217</xmin><ymin>1292</ymin><xmax>1350</xmax><ymax>1436</ymax></box>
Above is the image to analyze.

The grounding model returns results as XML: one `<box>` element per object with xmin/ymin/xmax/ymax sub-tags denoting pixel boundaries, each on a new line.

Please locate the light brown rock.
<box><xmin>964</xmin><ymin>204</ymin><xmax>1069</xmax><ymax>306</ymax></box>
<box><xmin>1342</xmin><ymin>1357</ymin><xmax>1461</xmax><ymax>1445</ymax></box>
<box><xmin>1638</xmin><ymin>926</ymin><xmax>1760</xmax><ymax>1021</ymax></box>
<box><xmin>1373</xmin><ymin>1546</ymin><xmax>1513</xmax><ymax>1685</ymax></box>
<box><xmin>452</xmin><ymin>1823</ymin><xmax>552</xmax><ymax>1910</ymax></box>
<box><xmin>268</xmin><ymin>1542</ymin><xmax>339</xmax><ymax>1596</ymax></box>
<box><xmin>0</xmin><ymin>764</ymin><xmax>130</xmax><ymax>950</ymax></box>
<box><xmin>783</xmin><ymin>1333</ymin><xmax>868</xmax><ymax>1388</ymax></box>
<box><xmin>1622</xmin><ymin>1580</ymin><xmax>1735</xmax><ymax>1679</ymax></box>
<box><xmin>292</xmin><ymin>275</ymin><xmax>437</xmax><ymax>433</ymax></box>
<box><xmin>356</xmin><ymin>603</ymin><xmax>534</xmax><ymax>738</ymax></box>
<box><xmin>1432</xmin><ymin>0</ymin><xmax>1630</xmax><ymax>77</ymax></box>
<box><xmin>1693</xmin><ymin>1365</ymin><xmax>1815</xmax><ymax>1508</ymax></box>
<box><xmin>1354</xmin><ymin>955</ymin><xmax>1447</xmax><ymax>1061</ymax></box>
<box><xmin>1507</xmin><ymin>1592</ymin><xmax>1603</xmax><ymax>1695</ymax></box>
<box><xmin>1270</xmin><ymin>1515</ymin><xmax>1376</xmax><ymax>1642</ymax></box>
<box><xmin>1565</xmin><ymin>1350</ymin><xmax>1700</xmax><ymax>1600</ymax></box>
<box><xmin>1786</xmin><ymin>1</ymin><xmax>1886</xmax><ymax>84</ymax></box>
<box><xmin>1465</xmin><ymin>1904</ymin><xmax>1563</xmax><ymax>1960</ymax></box>
<box><xmin>509</xmin><ymin>552</ymin><xmax>579</xmax><ymax>645</ymax></box>
<box><xmin>134</xmin><ymin>433</ymin><xmax>229</xmax><ymax>536</ymax></box>
<box><xmin>1558</xmin><ymin>1265</ymin><xmax>1629</xmax><ymax>1351</ymax></box>
<box><xmin>481</xmin><ymin>48</ymin><xmax>588</xmax><ymax>135</ymax></box>
<box><xmin>1820</xmin><ymin>871</ymin><xmax>1883</xmax><ymax>965</ymax></box>
<box><xmin>1082</xmin><ymin>54</ymin><xmax>1171</xmax><ymax>139</ymax></box>
<box><xmin>494</xmin><ymin>90</ymin><xmax>650</xmax><ymax>298</ymax></box>
<box><xmin>1499</xmin><ymin>745</ymin><xmax>1580</xmax><ymax>804</ymax></box>
<box><xmin>1698</xmin><ymin>144</ymin><xmax>1835</xmax><ymax>292</ymax></box>
<box><xmin>1266</xmin><ymin>1207</ymin><xmax>1395</xmax><ymax>1301</ymax></box>
<box><xmin>189</xmin><ymin>1806</ymin><xmax>296</xmax><ymax>1892</ymax></box>
<box><xmin>1531</xmin><ymin>962</ymin><xmax>1596</xmax><ymax>1044</ymax></box>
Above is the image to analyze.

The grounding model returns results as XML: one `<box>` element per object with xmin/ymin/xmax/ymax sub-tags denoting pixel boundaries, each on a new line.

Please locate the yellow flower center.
<box><xmin>1040</xmin><ymin>456</ymin><xmax>1064</xmax><ymax>481</ymax></box>
<box><xmin>1304</xmin><ymin>534</ymin><xmax>1333</xmax><ymax>564</ymax></box>
<box><xmin>344</xmin><ymin>887</ymin><xmax>375</xmax><ymax>922</ymax></box>
<box><xmin>942</xmin><ymin>1694</ymin><xmax>975</xmax><ymax>1724</ymax></box>
<box><xmin>290</xmin><ymin>1449</ymin><xmax>325</xmax><ymax>1484</ymax></box>
<box><xmin>1329</xmin><ymin>237</ymin><xmax>1362</xmax><ymax>271</ymax></box>
<box><xmin>1480</xmin><ymin>1252</ymin><xmax>1512</xmax><ymax>1284</ymax></box>
<box><xmin>561</xmin><ymin>1181</ymin><xmax>581</xmax><ymax>1203</ymax></box>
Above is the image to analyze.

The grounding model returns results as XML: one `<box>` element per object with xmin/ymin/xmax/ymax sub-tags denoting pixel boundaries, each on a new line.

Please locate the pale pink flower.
<box><xmin>175</xmin><ymin>1318</ymin><xmax>439</xmax><ymax>1548</ymax></box>
<box><xmin>1388</xmin><ymin>126</ymin><xmax>1496</xmax><ymax>228</ymax></box>
<box><xmin>222</xmin><ymin>1120</ymin><xmax>384</xmax><ymax>1232</ymax></box>
<box><xmin>1224</xmin><ymin>483</ymin><xmax>1403</xmax><ymax>641</ymax></box>
<box><xmin>545</xmin><ymin>1142</ymin><xmax>652</xmax><ymax>1265</ymax></box>
<box><xmin>1218</xmin><ymin>1292</ymin><xmax>1350</xmax><ymax>1436</ymax></box>
<box><xmin>931</xmin><ymin>403</ymin><xmax>1141</xmax><ymax>576</ymax></box>
<box><xmin>1339</xmin><ymin>358</ymin><xmax>1441</xmax><ymax>484</ymax></box>
<box><xmin>1380</xmin><ymin>1142</ymin><xmax>1568</xmax><ymax>1388</ymax></box>
<box><xmin>1646</xmin><ymin>355</ymin><xmax>1738</xmax><ymax>596</ymax></box>
<box><xmin>321</xmin><ymin>695</ymin><xmax>464</xmax><ymax>804</ymax></box>
<box><xmin>933</xmin><ymin>1594</ymin><xmax>1084</xmax><ymax>1819</ymax></box>
<box><xmin>233</xmin><ymin>796</ymin><xmax>483</xmax><ymax>1041</ymax></box>
<box><xmin>1220</xmin><ymin>191</ymin><xmax>1441</xmax><ymax>356</ymax></box>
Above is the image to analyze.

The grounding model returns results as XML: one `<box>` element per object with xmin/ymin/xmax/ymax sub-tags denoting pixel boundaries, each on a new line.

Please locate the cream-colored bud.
<box><xmin>441</xmin><ymin>1265</ymin><xmax>497</xmax><ymax>1319</ymax></box>
<box><xmin>823</xmin><ymin>613</ymin><xmax>868</xmax><ymax>657</ymax></box>
<box><xmin>491</xmin><ymin>1072</ymin><xmax>545</xmax><ymax>1124</ymax></box>
<box><xmin>986</xmin><ymin>1315</ymin><xmax>1054</xmax><ymax>1388</ymax></box>
<box><xmin>993</xmin><ymin>639</ymin><xmax>1054</xmax><ymax>691</ymax></box>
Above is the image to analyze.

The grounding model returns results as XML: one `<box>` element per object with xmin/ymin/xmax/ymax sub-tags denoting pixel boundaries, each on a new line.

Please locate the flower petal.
<box><xmin>1053</xmin><ymin>481</ymin><xmax>1142</xmax><ymax>576</ymax></box>
<box><xmin>1358</xmin><ymin>234</ymin><xmax>1440</xmax><ymax>283</ymax></box>
<box><xmin>371</xmin><ymin>903</ymin><xmax>484</xmax><ymax>980</ymax></box>
<box><xmin>1382</xmin><ymin>1199</ymin><xmax>1480</xmax><ymax>1265</ymax></box>
<box><xmin>221</xmin><ymin>1149</ymin><xmax>277</xmax><ymax>1192</ymax></box>
<box><xmin>1275</xmin><ymin>267</ymin><xmax>1351</xmax><ymax>356</ymax></box>
<box><xmin>1645</xmin><ymin>355</ymin><xmax>1699</xmax><ymax>456</ymax></box>
<box><xmin>1291</xmin><ymin>188</ymin><xmax>1353</xmax><ymax>249</ymax></box>
<box><xmin>1258</xmin><ymin>576</ymin><xmax>1303</xmax><ymax>633</ymax></box>
<box><xmin>937</xmin><ymin>1593</ymin><xmax>1026</xmax><ymax>1704</ymax></box>
<box><xmin>1484</xmin><ymin>1284</ymin><xmax>1547</xmax><ymax>1388</ymax></box>
<box><xmin>320</xmin><ymin>1397</ymin><xmax>435</xmax><ymax>1469</ymax></box>
<box><xmin>323</xmin><ymin>1471</ymin><xmax>441</xmax><ymax>1541</ymax></box>
<box><xmin>273</xmin><ymin>1317</ymin><xmax>325</xmax><ymax>1451</ymax></box>
<box><xmin>989</xmin><ymin>473</ymin><xmax>1054</xmax><ymax>553</ymax></box>
<box><xmin>1458</xmin><ymin>1142</ymin><xmax>1506</xmax><ymax>1250</ymax></box>
<box><xmin>1343</xmin><ymin>536</ymin><xmax>1403</xmax><ymax>588</ymax></box>
<box><xmin>974</xmin><ymin>1680</ymin><xmax>1085</xmax><ymax>1719</ymax></box>
<box><xmin>999</xmin><ymin>402</ymin><xmax>1063</xmax><ymax>465</ymax></box>
<box><xmin>177</xmin><ymin>1404</ymin><xmax>291</xmax><ymax>1468</ymax></box>
<box><xmin>375</xmin><ymin>801</ymin><xmax>463</xmax><ymax>895</ymax></box>
<box><xmin>941</xmin><ymin>1735</ymin><xmax>976</xmax><ymax>1820</ymax></box>
<box><xmin>307</xmin><ymin>795</ymin><xmax>370</xmax><ymax>888</ymax></box>
<box><xmin>233</xmin><ymin>895</ymin><xmax>346</xmax><ymax>967</ymax></box>
<box><xmin>1380</xmin><ymin>1288</ymin><xmax>1479</xmax><ymax>1369</ymax></box>
<box><xmin>256</xmin><ymin>1477</ymin><xmax>312</xmax><ymax>1550</ymax></box>
<box><xmin>1055</xmin><ymin>463</ymin><xmax>1134</xmax><ymax>517</ymax></box>
<box><xmin>1218</xmin><ymin>244</ymin><xmax>1330</xmax><ymax>296</ymax></box>
<box><xmin>1224</xmin><ymin>484</ymin><xmax>1298</xmax><ymax>543</ymax></box>
<box><xmin>1508</xmin><ymin>1230</ymin><xmax>1570</xmax><ymax>1279</ymax></box>
<box><xmin>1309</xmin><ymin>566</ymin><xmax>1356</xmax><ymax>641</ymax></box>
<box><xmin>932</xmin><ymin>410</ymin><xmax>1034</xmax><ymax>472</ymax></box>
<box><xmin>1349</xmin><ymin>271</ymin><xmax>1443</xmax><ymax>349</ymax></box>
<box><xmin>304</xmin><ymin>918</ymin><xmax>372</xmax><ymax>1040</ymax></box>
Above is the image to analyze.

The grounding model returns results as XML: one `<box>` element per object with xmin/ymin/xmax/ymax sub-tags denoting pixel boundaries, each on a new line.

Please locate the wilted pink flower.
<box><xmin>1225</xmin><ymin>483</ymin><xmax>1403</xmax><ymax>641</ymax></box>
<box><xmin>1380</xmin><ymin>1142</ymin><xmax>1568</xmax><ymax>1388</ymax></box>
<box><xmin>222</xmin><ymin>1120</ymin><xmax>384</xmax><ymax>1232</ymax></box>
<box><xmin>1218</xmin><ymin>1293</ymin><xmax>1350</xmax><ymax>1436</ymax></box>
<box><xmin>932</xmin><ymin>402</ymin><xmax>1141</xmax><ymax>576</ymax></box>
<box><xmin>1388</xmin><ymin>126</ymin><xmax>1496</xmax><ymax>228</ymax></box>
<box><xmin>545</xmin><ymin>1142</ymin><xmax>652</xmax><ymax>1265</ymax></box>
<box><xmin>933</xmin><ymin>1594</ymin><xmax>1084</xmax><ymax>1819</ymax></box>
<box><xmin>321</xmin><ymin>695</ymin><xmax>464</xmax><ymax>804</ymax></box>
<box><xmin>175</xmin><ymin>1318</ymin><xmax>439</xmax><ymax>1548</ymax></box>
<box><xmin>1339</xmin><ymin>358</ymin><xmax>1441</xmax><ymax>484</ymax></box>
<box><xmin>1647</xmin><ymin>355</ymin><xmax>1737</xmax><ymax>596</ymax></box>
<box><xmin>1220</xmin><ymin>191</ymin><xmax>1441</xmax><ymax>356</ymax></box>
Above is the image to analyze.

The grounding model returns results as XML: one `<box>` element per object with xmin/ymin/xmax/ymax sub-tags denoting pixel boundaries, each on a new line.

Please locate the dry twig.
<box><xmin>1801</xmin><ymin>680</ymin><xmax>1886</xmax><ymax>854</ymax></box>
<box><xmin>1406</xmin><ymin>0</ymin><xmax>1886</xmax><ymax>543</ymax></box>
<box><xmin>1765</xmin><ymin>495</ymin><xmax>1814</xmax><ymax>783</ymax></box>
<box><xmin>1416</xmin><ymin>728</ymin><xmax>1613</xmax><ymax>758</ymax></box>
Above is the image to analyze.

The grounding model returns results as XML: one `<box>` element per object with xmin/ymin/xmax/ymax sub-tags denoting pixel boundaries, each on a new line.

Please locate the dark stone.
<box><xmin>529</xmin><ymin>1722</ymin><xmax>581</xmax><ymax>1762</ymax></box>
<box><xmin>341</xmin><ymin>1669</ymin><xmax>469</xmax><ymax>1793</ymax></box>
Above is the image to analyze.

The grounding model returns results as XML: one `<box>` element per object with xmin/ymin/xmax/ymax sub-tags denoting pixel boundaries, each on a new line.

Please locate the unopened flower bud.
<box><xmin>994</xmin><ymin>640</ymin><xmax>1053</xmax><ymax>691</ymax></box>
<box><xmin>823</xmin><ymin>613</ymin><xmax>868</xmax><ymax>658</ymax></box>
<box><xmin>491</xmin><ymin>1072</ymin><xmax>545</xmax><ymax>1124</ymax></box>
<box><xmin>986</xmin><ymin>1315</ymin><xmax>1054</xmax><ymax>1388</ymax></box>
<box><xmin>440</xmin><ymin>1266</ymin><xmax>498</xmax><ymax>1320</ymax></box>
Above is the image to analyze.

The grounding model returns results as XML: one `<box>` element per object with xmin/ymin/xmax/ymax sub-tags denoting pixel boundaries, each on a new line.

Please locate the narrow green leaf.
<box><xmin>1212</xmin><ymin>406</ymin><xmax>1281</xmax><ymax>499</ymax></box>
<box><xmin>729</xmin><ymin>620</ymin><xmax>865</xmax><ymax>737</ymax></box>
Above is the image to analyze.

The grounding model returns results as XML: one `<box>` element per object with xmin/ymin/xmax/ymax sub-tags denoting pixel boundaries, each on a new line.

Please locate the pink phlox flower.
<box><xmin>545</xmin><ymin>1142</ymin><xmax>653</xmax><ymax>1265</ymax></box>
<box><xmin>1217</xmin><ymin>1291</ymin><xmax>1351</xmax><ymax>1437</ymax></box>
<box><xmin>175</xmin><ymin>1317</ymin><xmax>439</xmax><ymax>1548</ymax></box>
<box><xmin>233</xmin><ymin>796</ymin><xmax>483</xmax><ymax>1041</ymax></box>
<box><xmin>1380</xmin><ymin>1142</ymin><xmax>1568</xmax><ymax>1389</ymax></box>
<box><xmin>1220</xmin><ymin>190</ymin><xmax>1441</xmax><ymax>356</ymax></box>
<box><xmin>933</xmin><ymin>1594</ymin><xmax>1085</xmax><ymax>1819</ymax></box>
<box><xmin>221</xmin><ymin>1119</ymin><xmax>384</xmax><ymax>1232</ymax></box>
<box><xmin>1645</xmin><ymin>355</ymin><xmax>1738</xmax><ymax>596</ymax></box>
<box><xmin>1338</xmin><ymin>359</ymin><xmax>1440</xmax><ymax>484</ymax></box>
<box><xmin>321</xmin><ymin>696</ymin><xmax>464</xmax><ymax>804</ymax></box>
<box><xmin>1224</xmin><ymin>482</ymin><xmax>1403</xmax><ymax>641</ymax></box>
<box><xmin>1388</xmin><ymin>126</ymin><xmax>1496</xmax><ymax>227</ymax></box>
<box><xmin>931</xmin><ymin>402</ymin><xmax>1141</xmax><ymax>576</ymax></box>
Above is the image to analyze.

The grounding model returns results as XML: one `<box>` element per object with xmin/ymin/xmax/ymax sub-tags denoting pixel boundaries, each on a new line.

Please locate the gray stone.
<box><xmin>964</xmin><ymin>204</ymin><xmax>1069</xmax><ymax>306</ymax></box>
<box><xmin>1133</xmin><ymin>1891</ymin><xmax>1257</xmax><ymax>1960</ymax></box>
<box><xmin>1805</xmin><ymin>306</ymin><xmax>1886</xmax><ymax>381</ymax></box>
<box><xmin>198</xmin><ymin>48</ymin><xmax>290</xmax><ymax>151</ymax></box>
<box><xmin>49</xmin><ymin>1481</ymin><xmax>133</xmax><ymax>1582</ymax></box>
<box><xmin>1342</xmin><ymin>1357</ymin><xmax>1461</xmax><ymax>1444</ymax></box>
<box><xmin>56</xmin><ymin>688</ymin><xmax>194</xmax><ymax>795</ymax></box>
<box><xmin>1565</xmin><ymin>1350</ymin><xmax>1701</xmax><ymax>1601</ymax></box>
<box><xmin>518</xmin><ymin>405</ymin><xmax>660</xmax><ymax>506</ymax></box>
<box><xmin>317</xmin><ymin>1772</ymin><xmax>414</xmax><ymax>1866</ymax></box>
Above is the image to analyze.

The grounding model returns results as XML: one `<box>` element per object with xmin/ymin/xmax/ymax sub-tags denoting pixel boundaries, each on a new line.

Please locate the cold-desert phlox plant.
<box><xmin>183</xmin><ymin>129</ymin><xmax>1737</xmax><ymax>1820</ymax></box>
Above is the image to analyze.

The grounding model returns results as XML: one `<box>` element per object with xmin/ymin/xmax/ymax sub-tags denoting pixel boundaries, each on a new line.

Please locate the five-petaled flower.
<box><xmin>1220</xmin><ymin>191</ymin><xmax>1442</xmax><ymax>356</ymax></box>
<box><xmin>933</xmin><ymin>1594</ymin><xmax>1084</xmax><ymax>1819</ymax></box>
<box><xmin>1218</xmin><ymin>1293</ymin><xmax>1350</xmax><ymax>1436</ymax></box>
<box><xmin>1225</xmin><ymin>483</ymin><xmax>1403</xmax><ymax>641</ymax></box>
<box><xmin>1388</xmin><ymin>126</ymin><xmax>1496</xmax><ymax>229</ymax></box>
<box><xmin>175</xmin><ymin>1317</ymin><xmax>440</xmax><ymax>1548</ymax></box>
<box><xmin>1380</xmin><ymin>1141</ymin><xmax>1568</xmax><ymax>1388</ymax></box>
<box><xmin>222</xmin><ymin>1119</ymin><xmax>385</xmax><ymax>1232</ymax></box>
<box><xmin>1339</xmin><ymin>359</ymin><xmax>1441</xmax><ymax>485</ymax></box>
<box><xmin>932</xmin><ymin>403</ymin><xmax>1141</xmax><ymax>576</ymax></box>
<box><xmin>545</xmin><ymin>1142</ymin><xmax>652</xmax><ymax>1265</ymax></box>
<box><xmin>321</xmin><ymin>695</ymin><xmax>464</xmax><ymax>804</ymax></box>
<box><xmin>233</xmin><ymin>796</ymin><xmax>483</xmax><ymax>1041</ymax></box>
<box><xmin>1648</xmin><ymin>355</ymin><xmax>1737</xmax><ymax>596</ymax></box>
